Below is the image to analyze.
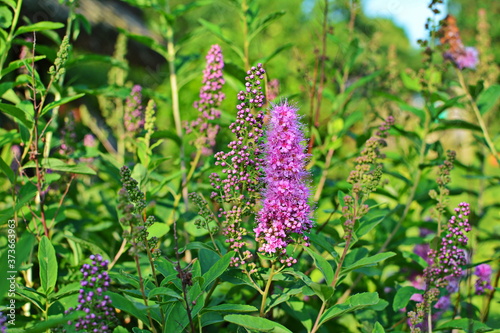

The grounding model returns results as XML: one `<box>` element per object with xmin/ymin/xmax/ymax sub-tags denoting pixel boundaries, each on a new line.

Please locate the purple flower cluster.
<box><xmin>474</xmin><ymin>263</ymin><xmax>493</xmax><ymax>295</ymax></box>
<box><xmin>0</xmin><ymin>312</ymin><xmax>6</xmax><ymax>333</ymax></box>
<box><xmin>424</xmin><ymin>202</ymin><xmax>471</xmax><ymax>288</ymax></box>
<box><xmin>440</xmin><ymin>16</ymin><xmax>479</xmax><ymax>70</ymax></box>
<box><xmin>444</xmin><ymin>47</ymin><xmax>479</xmax><ymax>70</ymax></box>
<box><xmin>189</xmin><ymin>45</ymin><xmax>225</xmax><ymax>154</ymax></box>
<box><xmin>65</xmin><ymin>254</ymin><xmax>117</xmax><ymax>332</ymax></box>
<box><xmin>254</xmin><ymin>102</ymin><xmax>312</xmax><ymax>258</ymax></box>
<box><xmin>124</xmin><ymin>85</ymin><xmax>145</xmax><ymax>133</ymax></box>
<box><xmin>210</xmin><ymin>63</ymin><xmax>266</xmax><ymax>266</ymax></box>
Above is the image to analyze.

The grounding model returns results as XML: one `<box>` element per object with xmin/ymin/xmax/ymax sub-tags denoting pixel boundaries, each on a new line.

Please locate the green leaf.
<box><xmin>431</xmin><ymin>119</ymin><xmax>481</xmax><ymax>132</ymax></box>
<box><xmin>205</xmin><ymin>304</ymin><xmax>258</xmax><ymax>313</ymax></box>
<box><xmin>38</xmin><ymin>236</ymin><xmax>58</xmax><ymax>295</ymax></box>
<box><xmin>148</xmin><ymin>287</ymin><xmax>183</xmax><ymax>301</ymax></box>
<box><xmin>41</xmin><ymin>93</ymin><xmax>85</xmax><ymax>116</ymax></box>
<box><xmin>248</xmin><ymin>11</ymin><xmax>286</xmax><ymax>42</ymax></box>
<box><xmin>319</xmin><ymin>292</ymin><xmax>379</xmax><ymax>326</ymax></box>
<box><xmin>393</xmin><ymin>286</ymin><xmax>424</xmax><ymax>311</ymax></box>
<box><xmin>341</xmin><ymin>252</ymin><xmax>395</xmax><ymax>276</ymax></box>
<box><xmin>202</xmin><ymin>252</ymin><xmax>232</xmax><ymax>290</ymax></box>
<box><xmin>15</xmin><ymin>21</ymin><xmax>64</xmax><ymax>36</ymax></box>
<box><xmin>477</xmin><ymin>84</ymin><xmax>500</xmax><ymax>115</ymax></box>
<box><xmin>21</xmin><ymin>311</ymin><xmax>85</xmax><ymax>333</ymax></box>
<box><xmin>345</xmin><ymin>70</ymin><xmax>383</xmax><ymax>95</ymax></box>
<box><xmin>430</xmin><ymin>95</ymin><xmax>462</xmax><ymax>119</ymax></box>
<box><xmin>373</xmin><ymin>322</ymin><xmax>386</xmax><ymax>333</ymax></box>
<box><xmin>113</xmin><ymin>326</ymin><xmax>130</xmax><ymax>333</ymax></box>
<box><xmin>1</xmin><ymin>56</ymin><xmax>46</xmax><ymax>77</ymax></box>
<box><xmin>308</xmin><ymin>233</ymin><xmax>337</xmax><ymax>259</ymax></box>
<box><xmin>309</xmin><ymin>282</ymin><xmax>334</xmax><ymax>302</ymax></box>
<box><xmin>147</xmin><ymin>222</ymin><xmax>170</xmax><ymax>239</ymax></box>
<box><xmin>23</xmin><ymin>158</ymin><xmax>96</xmax><ymax>175</ymax></box>
<box><xmin>0</xmin><ymin>5</ymin><xmax>13</xmax><ymax>28</ymax></box>
<box><xmin>401</xmin><ymin>72</ymin><xmax>422</xmax><ymax>92</ymax></box>
<box><xmin>63</xmin><ymin>235</ymin><xmax>110</xmax><ymax>261</ymax></box>
<box><xmin>107</xmin><ymin>292</ymin><xmax>151</xmax><ymax>325</ymax></box>
<box><xmin>224</xmin><ymin>314</ymin><xmax>293</xmax><ymax>332</ymax></box>
<box><xmin>0</xmin><ymin>102</ymin><xmax>33</xmax><ymax>129</ymax></box>
<box><xmin>15</xmin><ymin>286</ymin><xmax>45</xmax><ymax>311</ymax></box>
<box><xmin>118</xmin><ymin>28</ymin><xmax>167</xmax><ymax>58</ymax></box>
<box><xmin>435</xmin><ymin>318</ymin><xmax>493</xmax><ymax>332</ymax></box>
<box><xmin>402</xmin><ymin>250</ymin><xmax>429</xmax><ymax>269</ymax></box>
<box><xmin>258</xmin><ymin>43</ymin><xmax>293</xmax><ymax>65</ymax></box>
<box><xmin>305</xmin><ymin>247</ymin><xmax>334</xmax><ymax>285</ymax></box>
<box><xmin>198</xmin><ymin>18</ymin><xmax>245</xmax><ymax>63</ymax></box>
<box><xmin>0</xmin><ymin>155</ymin><xmax>14</xmax><ymax>183</ymax></box>
<box><xmin>356</xmin><ymin>214</ymin><xmax>386</xmax><ymax>239</ymax></box>
<box><xmin>1</xmin><ymin>0</ymin><xmax>17</xmax><ymax>10</ymax></box>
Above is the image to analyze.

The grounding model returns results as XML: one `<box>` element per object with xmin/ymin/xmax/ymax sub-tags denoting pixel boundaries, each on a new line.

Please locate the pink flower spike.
<box><xmin>255</xmin><ymin>101</ymin><xmax>313</xmax><ymax>258</ymax></box>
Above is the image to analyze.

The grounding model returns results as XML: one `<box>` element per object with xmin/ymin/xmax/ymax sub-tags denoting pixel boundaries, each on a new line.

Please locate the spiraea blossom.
<box><xmin>440</xmin><ymin>15</ymin><xmax>479</xmax><ymax>69</ymax></box>
<box><xmin>424</xmin><ymin>202</ymin><xmax>471</xmax><ymax>288</ymax></box>
<box><xmin>189</xmin><ymin>45</ymin><xmax>225</xmax><ymax>154</ymax></box>
<box><xmin>474</xmin><ymin>263</ymin><xmax>493</xmax><ymax>295</ymax></box>
<box><xmin>64</xmin><ymin>254</ymin><xmax>117</xmax><ymax>332</ymax></box>
<box><xmin>210</xmin><ymin>63</ymin><xmax>266</xmax><ymax>266</ymax></box>
<box><xmin>254</xmin><ymin>102</ymin><xmax>313</xmax><ymax>260</ymax></box>
<box><xmin>124</xmin><ymin>85</ymin><xmax>145</xmax><ymax>134</ymax></box>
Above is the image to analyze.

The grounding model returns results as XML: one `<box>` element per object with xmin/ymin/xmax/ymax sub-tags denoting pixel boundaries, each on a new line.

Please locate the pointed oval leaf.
<box><xmin>41</xmin><ymin>93</ymin><xmax>85</xmax><ymax>116</ymax></box>
<box><xmin>477</xmin><ymin>84</ymin><xmax>500</xmax><ymax>115</ymax></box>
<box><xmin>224</xmin><ymin>314</ymin><xmax>292</xmax><ymax>333</ymax></box>
<box><xmin>305</xmin><ymin>247</ymin><xmax>334</xmax><ymax>285</ymax></box>
<box><xmin>202</xmin><ymin>252</ymin><xmax>232</xmax><ymax>290</ymax></box>
<box><xmin>15</xmin><ymin>21</ymin><xmax>64</xmax><ymax>36</ymax></box>
<box><xmin>38</xmin><ymin>236</ymin><xmax>58</xmax><ymax>295</ymax></box>
<box><xmin>319</xmin><ymin>292</ymin><xmax>379</xmax><ymax>326</ymax></box>
<box><xmin>393</xmin><ymin>286</ymin><xmax>424</xmax><ymax>311</ymax></box>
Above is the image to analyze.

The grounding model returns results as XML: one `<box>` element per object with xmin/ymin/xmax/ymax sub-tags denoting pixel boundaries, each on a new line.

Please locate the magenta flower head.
<box><xmin>189</xmin><ymin>44</ymin><xmax>225</xmax><ymax>154</ymax></box>
<box><xmin>474</xmin><ymin>263</ymin><xmax>493</xmax><ymax>295</ymax></box>
<box><xmin>124</xmin><ymin>85</ymin><xmax>145</xmax><ymax>133</ymax></box>
<box><xmin>254</xmin><ymin>101</ymin><xmax>313</xmax><ymax>260</ymax></box>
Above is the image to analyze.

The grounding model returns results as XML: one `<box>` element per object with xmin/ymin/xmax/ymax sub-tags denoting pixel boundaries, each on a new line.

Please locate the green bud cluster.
<box><xmin>48</xmin><ymin>35</ymin><xmax>70</xmax><ymax>82</ymax></box>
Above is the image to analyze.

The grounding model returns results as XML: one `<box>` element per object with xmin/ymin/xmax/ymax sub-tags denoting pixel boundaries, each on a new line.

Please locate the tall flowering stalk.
<box><xmin>255</xmin><ymin>101</ymin><xmax>313</xmax><ymax>260</ymax></box>
<box><xmin>425</xmin><ymin>202</ymin><xmax>471</xmax><ymax>287</ymax></box>
<box><xmin>124</xmin><ymin>85</ymin><xmax>145</xmax><ymax>136</ymax></box>
<box><xmin>408</xmin><ymin>202</ymin><xmax>472</xmax><ymax>333</ymax></box>
<box><xmin>210</xmin><ymin>63</ymin><xmax>266</xmax><ymax>267</ymax></box>
<box><xmin>310</xmin><ymin>116</ymin><xmax>394</xmax><ymax>333</ymax></box>
<box><xmin>188</xmin><ymin>45</ymin><xmax>225</xmax><ymax>155</ymax></box>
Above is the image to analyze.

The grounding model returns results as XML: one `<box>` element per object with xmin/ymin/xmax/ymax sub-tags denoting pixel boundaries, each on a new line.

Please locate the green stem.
<box><xmin>457</xmin><ymin>69</ymin><xmax>500</xmax><ymax>165</ymax></box>
<box><xmin>164</xmin><ymin>5</ymin><xmax>188</xmax><ymax>210</ymax></box>
<box><xmin>241</xmin><ymin>0</ymin><xmax>250</xmax><ymax>69</ymax></box>
<box><xmin>259</xmin><ymin>263</ymin><xmax>276</xmax><ymax>317</ymax></box>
